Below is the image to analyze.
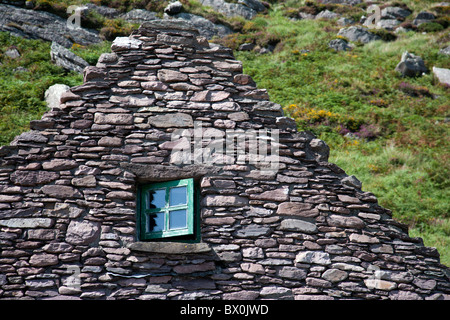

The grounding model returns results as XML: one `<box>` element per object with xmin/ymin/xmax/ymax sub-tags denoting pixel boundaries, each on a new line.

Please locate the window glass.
<box><xmin>148</xmin><ymin>212</ymin><xmax>164</xmax><ymax>232</ymax></box>
<box><xmin>169</xmin><ymin>186</ymin><xmax>187</xmax><ymax>206</ymax></box>
<box><xmin>149</xmin><ymin>189</ymin><xmax>165</xmax><ymax>209</ymax></box>
<box><xmin>138</xmin><ymin>178</ymin><xmax>195</xmax><ymax>241</ymax></box>
<box><xmin>169</xmin><ymin>209</ymin><xmax>187</xmax><ymax>230</ymax></box>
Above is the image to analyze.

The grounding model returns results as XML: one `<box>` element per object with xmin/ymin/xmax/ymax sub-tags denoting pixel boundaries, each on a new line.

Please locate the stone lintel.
<box><xmin>128</xmin><ymin>242</ymin><xmax>212</xmax><ymax>254</ymax></box>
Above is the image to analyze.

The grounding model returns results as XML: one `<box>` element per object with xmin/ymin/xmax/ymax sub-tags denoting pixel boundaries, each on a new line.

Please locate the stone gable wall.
<box><xmin>0</xmin><ymin>20</ymin><xmax>448</xmax><ymax>300</ymax></box>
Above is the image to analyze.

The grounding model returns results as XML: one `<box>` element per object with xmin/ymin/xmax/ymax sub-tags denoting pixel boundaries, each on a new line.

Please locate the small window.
<box><xmin>137</xmin><ymin>179</ymin><xmax>197</xmax><ymax>241</ymax></box>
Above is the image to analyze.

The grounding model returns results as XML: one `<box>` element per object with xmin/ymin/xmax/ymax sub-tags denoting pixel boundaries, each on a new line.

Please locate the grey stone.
<box><xmin>250</xmin><ymin>187</ymin><xmax>289</xmax><ymax>202</ymax></box>
<box><xmin>239</xmin><ymin>43</ymin><xmax>256</xmax><ymax>51</ymax></box>
<box><xmin>121</xmin><ymin>9</ymin><xmax>159</xmax><ymax>24</ymax></box>
<box><xmin>0</xmin><ymin>4</ymin><xmax>100</xmax><ymax>48</ymax></box>
<box><xmin>199</xmin><ymin>0</ymin><xmax>264</xmax><ymax>20</ymax></box>
<box><xmin>66</xmin><ymin>220</ymin><xmax>101</xmax><ymax>245</ymax></box>
<box><xmin>341</xmin><ymin>175</ymin><xmax>362</xmax><ymax>189</ymax></box>
<box><xmin>157</xmin><ymin>69</ymin><xmax>189</xmax><ymax>83</ymax></box>
<box><xmin>10</xmin><ymin>170</ymin><xmax>59</xmax><ymax>186</ymax></box>
<box><xmin>295</xmin><ymin>251</ymin><xmax>331</xmax><ymax>265</ymax></box>
<box><xmin>309</xmin><ymin>139</ymin><xmax>330</xmax><ymax>161</ymax></box>
<box><xmin>5</xmin><ymin>47</ymin><xmax>20</xmax><ymax>59</ymax></box>
<box><xmin>129</xmin><ymin>242</ymin><xmax>212</xmax><ymax>254</ymax></box>
<box><xmin>390</xmin><ymin>291</ymin><xmax>423</xmax><ymax>300</ymax></box>
<box><xmin>276</xmin><ymin>202</ymin><xmax>318</xmax><ymax>217</ymax></box>
<box><xmin>260</xmin><ymin>286</ymin><xmax>293</xmax><ymax>300</ymax></box>
<box><xmin>0</xmin><ymin>218</ymin><xmax>53</xmax><ymax>228</ymax></box>
<box><xmin>14</xmin><ymin>131</ymin><xmax>48</xmax><ymax>143</ymax></box>
<box><xmin>111</xmin><ymin>37</ymin><xmax>143</xmax><ymax>52</ymax></box>
<box><xmin>433</xmin><ymin>67</ymin><xmax>450</xmax><ymax>86</ymax></box>
<box><xmin>29</xmin><ymin>253</ymin><xmax>58</xmax><ymax>267</ymax></box>
<box><xmin>235</xmin><ymin>225</ymin><xmax>271</xmax><ymax>238</ymax></box>
<box><xmin>364</xmin><ymin>279</ymin><xmax>397</xmax><ymax>291</ymax></box>
<box><xmin>328</xmin><ymin>39</ymin><xmax>352</xmax><ymax>51</ymax></box>
<box><xmin>45</xmin><ymin>84</ymin><xmax>70</xmax><ymax>109</ymax></box>
<box><xmin>381</xmin><ymin>7</ymin><xmax>412</xmax><ymax>19</ymax></box>
<box><xmin>322</xmin><ymin>269</ymin><xmax>348</xmax><ymax>282</ymax></box>
<box><xmin>337</xmin><ymin>26</ymin><xmax>381</xmax><ymax>44</ymax></box>
<box><xmin>50</xmin><ymin>42</ymin><xmax>90</xmax><ymax>74</ymax></box>
<box><xmin>148</xmin><ymin>113</ymin><xmax>193</xmax><ymax>128</ymax></box>
<box><xmin>164</xmin><ymin>1</ymin><xmax>183</xmax><ymax>15</ymax></box>
<box><xmin>395</xmin><ymin>51</ymin><xmax>428</xmax><ymax>77</ymax></box>
<box><xmin>315</xmin><ymin>10</ymin><xmax>340</xmax><ymax>20</ymax></box>
<box><xmin>337</xmin><ymin>17</ymin><xmax>355</xmax><ymax>26</ymax></box>
<box><xmin>375</xmin><ymin>19</ymin><xmax>401</xmax><ymax>31</ymax></box>
<box><xmin>280</xmin><ymin>219</ymin><xmax>318</xmax><ymax>234</ymax></box>
<box><xmin>41</xmin><ymin>185</ymin><xmax>82</xmax><ymax>199</ymax></box>
<box><xmin>278</xmin><ymin>266</ymin><xmax>307</xmax><ymax>280</ymax></box>
<box><xmin>413</xmin><ymin>11</ymin><xmax>436</xmax><ymax>26</ymax></box>
<box><xmin>327</xmin><ymin>215</ymin><xmax>365</xmax><ymax>229</ymax></box>
<box><xmin>42</xmin><ymin>159</ymin><xmax>78</xmax><ymax>171</ymax></box>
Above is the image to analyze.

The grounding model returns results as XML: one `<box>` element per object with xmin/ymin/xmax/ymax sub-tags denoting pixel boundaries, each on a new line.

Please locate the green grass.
<box><xmin>230</xmin><ymin>7</ymin><xmax>449</xmax><ymax>265</ymax></box>
<box><xmin>0</xmin><ymin>32</ymin><xmax>109</xmax><ymax>145</ymax></box>
<box><xmin>0</xmin><ymin>0</ymin><xmax>448</xmax><ymax>265</ymax></box>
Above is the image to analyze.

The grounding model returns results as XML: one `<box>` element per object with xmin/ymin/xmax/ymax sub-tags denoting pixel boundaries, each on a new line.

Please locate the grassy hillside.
<box><xmin>0</xmin><ymin>0</ymin><xmax>448</xmax><ymax>265</ymax></box>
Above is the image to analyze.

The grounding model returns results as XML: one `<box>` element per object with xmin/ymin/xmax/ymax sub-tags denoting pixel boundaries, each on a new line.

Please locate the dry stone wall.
<box><xmin>0</xmin><ymin>20</ymin><xmax>449</xmax><ymax>300</ymax></box>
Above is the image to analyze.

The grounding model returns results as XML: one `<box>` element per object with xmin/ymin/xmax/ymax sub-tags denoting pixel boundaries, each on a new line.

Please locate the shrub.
<box><xmin>398</xmin><ymin>82</ymin><xmax>432</xmax><ymax>97</ymax></box>
<box><xmin>370</xmin><ymin>28</ymin><xmax>397</xmax><ymax>42</ymax></box>
<box><xmin>100</xmin><ymin>19</ymin><xmax>138</xmax><ymax>41</ymax></box>
<box><xmin>418</xmin><ymin>22</ymin><xmax>444</xmax><ymax>33</ymax></box>
<box><xmin>354</xmin><ymin>124</ymin><xmax>381</xmax><ymax>140</ymax></box>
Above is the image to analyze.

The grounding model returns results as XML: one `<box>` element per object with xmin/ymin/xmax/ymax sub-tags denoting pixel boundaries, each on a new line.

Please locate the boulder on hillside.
<box><xmin>120</xmin><ymin>9</ymin><xmax>160</xmax><ymax>24</ymax></box>
<box><xmin>337</xmin><ymin>26</ymin><xmax>381</xmax><ymax>44</ymax></box>
<box><xmin>164</xmin><ymin>1</ymin><xmax>183</xmax><ymax>15</ymax></box>
<box><xmin>328</xmin><ymin>39</ymin><xmax>353</xmax><ymax>51</ymax></box>
<box><xmin>432</xmin><ymin>67</ymin><xmax>450</xmax><ymax>86</ymax></box>
<box><xmin>164</xmin><ymin>12</ymin><xmax>232</xmax><ymax>39</ymax></box>
<box><xmin>199</xmin><ymin>0</ymin><xmax>266</xmax><ymax>20</ymax></box>
<box><xmin>395</xmin><ymin>51</ymin><xmax>428</xmax><ymax>77</ymax></box>
<box><xmin>5</xmin><ymin>47</ymin><xmax>21</xmax><ymax>59</ymax></box>
<box><xmin>315</xmin><ymin>10</ymin><xmax>340</xmax><ymax>20</ymax></box>
<box><xmin>50</xmin><ymin>42</ymin><xmax>90</xmax><ymax>74</ymax></box>
<box><xmin>413</xmin><ymin>11</ymin><xmax>436</xmax><ymax>26</ymax></box>
<box><xmin>381</xmin><ymin>6</ymin><xmax>412</xmax><ymax>19</ymax></box>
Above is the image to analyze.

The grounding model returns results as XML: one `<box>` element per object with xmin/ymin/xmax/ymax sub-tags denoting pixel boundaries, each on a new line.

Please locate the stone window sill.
<box><xmin>128</xmin><ymin>241</ymin><xmax>212</xmax><ymax>254</ymax></box>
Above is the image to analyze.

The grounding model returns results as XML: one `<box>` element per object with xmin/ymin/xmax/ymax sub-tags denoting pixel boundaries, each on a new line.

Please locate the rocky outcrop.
<box><xmin>199</xmin><ymin>0</ymin><xmax>266</xmax><ymax>19</ymax></box>
<box><xmin>50</xmin><ymin>42</ymin><xmax>90</xmax><ymax>73</ymax></box>
<box><xmin>0</xmin><ymin>4</ymin><xmax>101</xmax><ymax>48</ymax></box>
<box><xmin>165</xmin><ymin>12</ymin><xmax>232</xmax><ymax>39</ymax></box>
<box><xmin>0</xmin><ymin>20</ymin><xmax>448</xmax><ymax>300</ymax></box>
<box><xmin>337</xmin><ymin>26</ymin><xmax>381</xmax><ymax>44</ymax></box>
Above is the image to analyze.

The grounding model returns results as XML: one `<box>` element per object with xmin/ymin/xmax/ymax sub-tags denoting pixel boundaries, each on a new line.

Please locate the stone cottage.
<box><xmin>0</xmin><ymin>20</ymin><xmax>448</xmax><ymax>300</ymax></box>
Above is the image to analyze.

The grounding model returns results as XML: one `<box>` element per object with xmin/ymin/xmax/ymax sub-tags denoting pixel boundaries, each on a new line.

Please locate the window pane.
<box><xmin>148</xmin><ymin>212</ymin><xmax>164</xmax><ymax>232</ymax></box>
<box><xmin>169</xmin><ymin>186</ymin><xmax>187</xmax><ymax>206</ymax></box>
<box><xmin>149</xmin><ymin>189</ymin><xmax>166</xmax><ymax>209</ymax></box>
<box><xmin>169</xmin><ymin>209</ymin><xmax>187</xmax><ymax>230</ymax></box>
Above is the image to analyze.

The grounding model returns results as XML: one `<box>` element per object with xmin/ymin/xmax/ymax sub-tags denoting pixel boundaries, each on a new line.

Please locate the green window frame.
<box><xmin>137</xmin><ymin>178</ymin><xmax>196</xmax><ymax>241</ymax></box>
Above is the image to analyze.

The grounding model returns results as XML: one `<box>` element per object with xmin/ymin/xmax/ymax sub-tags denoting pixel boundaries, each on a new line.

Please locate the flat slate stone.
<box><xmin>128</xmin><ymin>242</ymin><xmax>212</xmax><ymax>254</ymax></box>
